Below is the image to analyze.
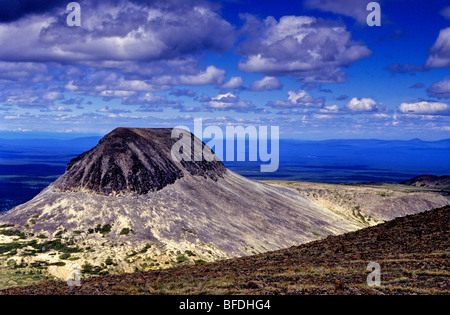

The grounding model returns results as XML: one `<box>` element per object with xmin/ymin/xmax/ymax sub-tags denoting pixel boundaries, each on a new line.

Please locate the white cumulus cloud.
<box><xmin>345</xmin><ymin>97</ymin><xmax>384</xmax><ymax>113</ymax></box>
<box><xmin>221</xmin><ymin>76</ymin><xmax>244</xmax><ymax>89</ymax></box>
<box><xmin>427</xmin><ymin>77</ymin><xmax>450</xmax><ymax>98</ymax></box>
<box><xmin>267</xmin><ymin>89</ymin><xmax>324</xmax><ymax>109</ymax></box>
<box><xmin>238</xmin><ymin>15</ymin><xmax>371</xmax><ymax>82</ymax></box>
<box><xmin>426</xmin><ymin>27</ymin><xmax>450</xmax><ymax>69</ymax></box>
<box><xmin>398</xmin><ymin>101</ymin><xmax>450</xmax><ymax>115</ymax></box>
<box><xmin>250</xmin><ymin>76</ymin><xmax>282</xmax><ymax>91</ymax></box>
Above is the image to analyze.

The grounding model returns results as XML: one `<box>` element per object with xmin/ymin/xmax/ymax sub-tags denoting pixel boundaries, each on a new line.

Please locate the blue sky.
<box><xmin>0</xmin><ymin>0</ymin><xmax>449</xmax><ymax>140</ymax></box>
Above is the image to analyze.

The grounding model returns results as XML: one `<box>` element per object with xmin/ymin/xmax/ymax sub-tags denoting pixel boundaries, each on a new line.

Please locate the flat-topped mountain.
<box><xmin>0</xmin><ymin>127</ymin><xmax>361</xmax><ymax>278</ymax></box>
<box><xmin>55</xmin><ymin>128</ymin><xmax>226</xmax><ymax>195</ymax></box>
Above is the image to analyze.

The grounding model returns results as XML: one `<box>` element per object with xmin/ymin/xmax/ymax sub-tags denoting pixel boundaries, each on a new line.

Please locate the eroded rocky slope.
<box><xmin>3</xmin><ymin>205</ymin><xmax>448</xmax><ymax>295</ymax></box>
<box><xmin>266</xmin><ymin>180</ymin><xmax>450</xmax><ymax>228</ymax></box>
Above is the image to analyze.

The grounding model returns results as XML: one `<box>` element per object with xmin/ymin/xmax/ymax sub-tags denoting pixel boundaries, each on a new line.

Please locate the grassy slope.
<box><xmin>1</xmin><ymin>205</ymin><xmax>448</xmax><ymax>295</ymax></box>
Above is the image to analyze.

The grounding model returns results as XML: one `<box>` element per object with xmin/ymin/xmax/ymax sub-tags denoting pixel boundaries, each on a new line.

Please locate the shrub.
<box><xmin>176</xmin><ymin>255</ymin><xmax>187</xmax><ymax>263</ymax></box>
<box><xmin>33</xmin><ymin>239</ymin><xmax>82</xmax><ymax>254</ymax></box>
<box><xmin>81</xmin><ymin>262</ymin><xmax>105</xmax><ymax>275</ymax></box>
<box><xmin>194</xmin><ymin>259</ymin><xmax>206</xmax><ymax>265</ymax></box>
<box><xmin>139</xmin><ymin>244</ymin><xmax>151</xmax><ymax>254</ymax></box>
<box><xmin>59</xmin><ymin>253</ymin><xmax>71</xmax><ymax>260</ymax></box>
<box><xmin>94</xmin><ymin>224</ymin><xmax>112</xmax><ymax>235</ymax></box>
<box><xmin>0</xmin><ymin>229</ymin><xmax>26</xmax><ymax>239</ymax></box>
<box><xmin>105</xmin><ymin>257</ymin><xmax>113</xmax><ymax>265</ymax></box>
<box><xmin>0</xmin><ymin>242</ymin><xmax>24</xmax><ymax>254</ymax></box>
<box><xmin>120</xmin><ymin>228</ymin><xmax>130</xmax><ymax>235</ymax></box>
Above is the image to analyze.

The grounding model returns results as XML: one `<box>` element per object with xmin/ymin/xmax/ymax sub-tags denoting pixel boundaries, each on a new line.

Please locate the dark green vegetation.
<box><xmin>0</xmin><ymin>272</ymin><xmax>55</xmax><ymax>290</ymax></box>
<box><xmin>81</xmin><ymin>262</ymin><xmax>109</xmax><ymax>276</ymax></box>
<box><xmin>92</xmin><ymin>224</ymin><xmax>112</xmax><ymax>235</ymax></box>
<box><xmin>2</xmin><ymin>205</ymin><xmax>448</xmax><ymax>295</ymax></box>
<box><xmin>0</xmin><ymin>229</ymin><xmax>26</xmax><ymax>239</ymax></box>
<box><xmin>0</xmin><ymin>234</ymin><xmax>82</xmax><ymax>257</ymax></box>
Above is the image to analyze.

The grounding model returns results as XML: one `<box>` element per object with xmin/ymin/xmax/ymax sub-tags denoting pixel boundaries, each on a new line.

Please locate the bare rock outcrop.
<box><xmin>55</xmin><ymin>128</ymin><xmax>226</xmax><ymax>195</ymax></box>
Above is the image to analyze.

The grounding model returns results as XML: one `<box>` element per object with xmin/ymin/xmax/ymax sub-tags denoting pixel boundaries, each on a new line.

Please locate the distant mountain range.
<box><xmin>1</xmin><ymin>134</ymin><xmax>450</xmax><ymax>212</ymax></box>
<box><xmin>1</xmin><ymin>136</ymin><xmax>450</xmax><ymax>183</ymax></box>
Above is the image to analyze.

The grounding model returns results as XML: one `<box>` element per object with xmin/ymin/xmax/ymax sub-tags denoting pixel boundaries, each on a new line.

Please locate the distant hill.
<box><xmin>401</xmin><ymin>175</ymin><xmax>450</xmax><ymax>189</ymax></box>
<box><xmin>3</xmin><ymin>205</ymin><xmax>448</xmax><ymax>295</ymax></box>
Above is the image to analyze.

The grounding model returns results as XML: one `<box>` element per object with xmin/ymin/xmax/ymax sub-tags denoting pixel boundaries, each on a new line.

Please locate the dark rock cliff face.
<box><xmin>54</xmin><ymin>128</ymin><xmax>226</xmax><ymax>195</ymax></box>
